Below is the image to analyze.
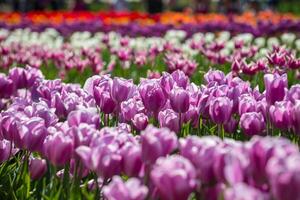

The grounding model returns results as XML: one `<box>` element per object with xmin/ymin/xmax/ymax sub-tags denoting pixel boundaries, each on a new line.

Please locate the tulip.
<box><xmin>67</xmin><ymin>108</ymin><xmax>100</xmax><ymax>129</ymax></box>
<box><xmin>292</xmin><ymin>100</ymin><xmax>300</xmax><ymax>134</ymax></box>
<box><xmin>121</xmin><ymin>143</ymin><xmax>143</xmax><ymax>177</ymax></box>
<box><xmin>209</xmin><ymin>96</ymin><xmax>233</xmax><ymax>124</ymax></box>
<box><xmin>224</xmin><ymin>183</ymin><xmax>270</xmax><ymax>200</ymax></box>
<box><xmin>121</xmin><ymin>98</ymin><xmax>144</xmax><ymax>122</ymax></box>
<box><xmin>287</xmin><ymin>84</ymin><xmax>300</xmax><ymax>103</ymax></box>
<box><xmin>238</xmin><ymin>95</ymin><xmax>257</xmax><ymax>115</ymax></box>
<box><xmin>151</xmin><ymin>155</ymin><xmax>197</xmax><ymax>200</ymax></box>
<box><xmin>204</xmin><ymin>70</ymin><xmax>226</xmax><ymax>85</ymax></box>
<box><xmin>141</xmin><ymin>125</ymin><xmax>177</xmax><ymax>165</ymax></box>
<box><xmin>139</xmin><ymin>80</ymin><xmax>166</xmax><ymax>116</ymax></box>
<box><xmin>76</xmin><ymin>133</ymin><xmax>123</xmax><ymax>179</ymax></box>
<box><xmin>0</xmin><ymin>74</ymin><xmax>14</xmax><ymax>99</ymax></box>
<box><xmin>180</xmin><ymin>136</ymin><xmax>221</xmax><ymax>183</ymax></box>
<box><xmin>183</xmin><ymin>106</ymin><xmax>200</xmax><ymax>128</ymax></box>
<box><xmin>269</xmin><ymin>101</ymin><xmax>293</xmax><ymax>130</ymax></box>
<box><xmin>0</xmin><ymin>139</ymin><xmax>12</xmax><ymax>163</ymax></box>
<box><xmin>94</xmin><ymin>88</ymin><xmax>116</xmax><ymax>114</ymax></box>
<box><xmin>248</xmin><ymin>136</ymin><xmax>298</xmax><ymax>186</ymax></box>
<box><xmin>103</xmin><ymin>176</ymin><xmax>148</xmax><ymax>200</ymax></box>
<box><xmin>132</xmin><ymin>113</ymin><xmax>148</xmax><ymax>131</ymax></box>
<box><xmin>43</xmin><ymin>133</ymin><xmax>73</xmax><ymax>166</ymax></box>
<box><xmin>264</xmin><ymin>73</ymin><xmax>287</xmax><ymax>105</ymax></box>
<box><xmin>171</xmin><ymin>70</ymin><xmax>189</xmax><ymax>89</ymax></box>
<box><xmin>159</xmin><ymin>72</ymin><xmax>175</xmax><ymax>96</ymax></box>
<box><xmin>29</xmin><ymin>158</ymin><xmax>47</xmax><ymax>180</ymax></box>
<box><xmin>23</xmin><ymin>117</ymin><xmax>48</xmax><ymax>152</ymax></box>
<box><xmin>158</xmin><ymin>109</ymin><xmax>180</xmax><ymax>133</ymax></box>
<box><xmin>169</xmin><ymin>87</ymin><xmax>190</xmax><ymax>113</ymax></box>
<box><xmin>267</xmin><ymin>155</ymin><xmax>300</xmax><ymax>200</ymax></box>
<box><xmin>240</xmin><ymin>112</ymin><xmax>266</xmax><ymax>136</ymax></box>
<box><xmin>51</xmin><ymin>93</ymin><xmax>67</xmax><ymax>118</ymax></box>
<box><xmin>8</xmin><ymin>67</ymin><xmax>27</xmax><ymax>89</ymax></box>
<box><xmin>111</xmin><ymin>77</ymin><xmax>133</xmax><ymax>103</ymax></box>
<box><xmin>224</xmin><ymin>117</ymin><xmax>238</xmax><ymax>134</ymax></box>
<box><xmin>213</xmin><ymin>148</ymin><xmax>249</xmax><ymax>185</ymax></box>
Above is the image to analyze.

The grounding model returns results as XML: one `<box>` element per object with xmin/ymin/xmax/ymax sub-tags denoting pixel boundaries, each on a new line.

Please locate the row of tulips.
<box><xmin>1</xmin><ymin>29</ymin><xmax>300</xmax><ymax>85</ymax></box>
<box><xmin>1</xmin><ymin>64</ymin><xmax>300</xmax><ymax>138</ymax></box>
<box><xmin>0</xmin><ymin>67</ymin><xmax>300</xmax><ymax>199</ymax></box>
<box><xmin>0</xmin><ymin>11</ymin><xmax>299</xmax><ymax>37</ymax></box>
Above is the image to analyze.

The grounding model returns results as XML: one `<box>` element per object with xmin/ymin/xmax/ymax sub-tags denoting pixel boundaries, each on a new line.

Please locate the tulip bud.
<box><xmin>29</xmin><ymin>158</ymin><xmax>47</xmax><ymax>180</ymax></box>
<box><xmin>43</xmin><ymin>133</ymin><xmax>73</xmax><ymax>166</ymax></box>
<box><xmin>264</xmin><ymin>73</ymin><xmax>287</xmax><ymax>105</ymax></box>
<box><xmin>132</xmin><ymin>113</ymin><xmax>148</xmax><ymax>131</ymax></box>
<box><xmin>209</xmin><ymin>97</ymin><xmax>233</xmax><ymax>124</ymax></box>
<box><xmin>139</xmin><ymin>80</ymin><xmax>167</xmax><ymax>115</ymax></box>
<box><xmin>269</xmin><ymin>101</ymin><xmax>293</xmax><ymax>130</ymax></box>
<box><xmin>170</xmin><ymin>87</ymin><xmax>190</xmax><ymax>113</ymax></box>
<box><xmin>0</xmin><ymin>139</ymin><xmax>12</xmax><ymax>163</ymax></box>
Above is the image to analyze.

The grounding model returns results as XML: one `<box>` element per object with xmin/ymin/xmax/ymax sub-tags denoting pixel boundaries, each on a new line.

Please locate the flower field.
<box><xmin>1</xmin><ymin>11</ymin><xmax>300</xmax><ymax>200</ymax></box>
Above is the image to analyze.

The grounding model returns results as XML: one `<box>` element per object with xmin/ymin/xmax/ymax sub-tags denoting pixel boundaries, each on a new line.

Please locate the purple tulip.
<box><xmin>139</xmin><ymin>80</ymin><xmax>167</xmax><ymax>115</ymax></box>
<box><xmin>132</xmin><ymin>113</ymin><xmax>148</xmax><ymax>131</ymax></box>
<box><xmin>248</xmin><ymin>136</ymin><xmax>298</xmax><ymax>186</ymax></box>
<box><xmin>180</xmin><ymin>136</ymin><xmax>221</xmax><ymax>184</ymax></box>
<box><xmin>0</xmin><ymin>74</ymin><xmax>14</xmax><ymax>99</ymax></box>
<box><xmin>29</xmin><ymin>158</ymin><xmax>47</xmax><ymax>180</ymax></box>
<box><xmin>224</xmin><ymin>117</ymin><xmax>238</xmax><ymax>134</ymax></box>
<box><xmin>238</xmin><ymin>95</ymin><xmax>257</xmax><ymax>115</ymax></box>
<box><xmin>141</xmin><ymin>125</ymin><xmax>177</xmax><ymax>165</ymax></box>
<box><xmin>8</xmin><ymin>67</ymin><xmax>27</xmax><ymax>89</ymax></box>
<box><xmin>103</xmin><ymin>176</ymin><xmax>148</xmax><ymax>200</ymax></box>
<box><xmin>76</xmin><ymin>132</ymin><xmax>124</xmax><ymax>179</ymax></box>
<box><xmin>111</xmin><ymin>77</ymin><xmax>134</xmax><ymax>103</ymax></box>
<box><xmin>169</xmin><ymin>87</ymin><xmax>190</xmax><ymax>113</ymax></box>
<box><xmin>158</xmin><ymin>109</ymin><xmax>180</xmax><ymax>133</ymax></box>
<box><xmin>213</xmin><ymin>146</ymin><xmax>249</xmax><ymax>185</ymax></box>
<box><xmin>240</xmin><ymin>112</ymin><xmax>266</xmax><ymax>136</ymax></box>
<box><xmin>269</xmin><ymin>101</ymin><xmax>293</xmax><ymax>130</ymax></box>
<box><xmin>171</xmin><ymin>70</ymin><xmax>189</xmax><ymax>89</ymax></box>
<box><xmin>94</xmin><ymin>88</ymin><xmax>116</xmax><ymax>114</ymax></box>
<box><xmin>67</xmin><ymin>109</ymin><xmax>100</xmax><ymax>129</ymax></box>
<box><xmin>121</xmin><ymin>98</ymin><xmax>144</xmax><ymax>122</ymax></box>
<box><xmin>267</xmin><ymin>155</ymin><xmax>300</xmax><ymax>200</ymax></box>
<box><xmin>204</xmin><ymin>69</ymin><xmax>226</xmax><ymax>85</ymax></box>
<box><xmin>183</xmin><ymin>106</ymin><xmax>200</xmax><ymax>128</ymax></box>
<box><xmin>0</xmin><ymin>139</ymin><xmax>12</xmax><ymax>163</ymax></box>
<box><xmin>292</xmin><ymin>100</ymin><xmax>300</xmax><ymax>134</ymax></box>
<box><xmin>43</xmin><ymin>133</ymin><xmax>73</xmax><ymax>166</ymax></box>
<box><xmin>151</xmin><ymin>155</ymin><xmax>197</xmax><ymax>200</ymax></box>
<box><xmin>121</xmin><ymin>143</ymin><xmax>143</xmax><ymax>177</ymax></box>
<box><xmin>288</xmin><ymin>84</ymin><xmax>300</xmax><ymax>103</ymax></box>
<box><xmin>209</xmin><ymin>96</ymin><xmax>233</xmax><ymax>124</ymax></box>
<box><xmin>23</xmin><ymin>117</ymin><xmax>48</xmax><ymax>152</ymax></box>
<box><xmin>67</xmin><ymin>123</ymin><xmax>95</xmax><ymax>148</ymax></box>
<box><xmin>264</xmin><ymin>73</ymin><xmax>287</xmax><ymax>105</ymax></box>
<box><xmin>159</xmin><ymin>72</ymin><xmax>175</xmax><ymax>96</ymax></box>
<box><xmin>51</xmin><ymin>93</ymin><xmax>67</xmax><ymax>118</ymax></box>
<box><xmin>224</xmin><ymin>183</ymin><xmax>270</xmax><ymax>200</ymax></box>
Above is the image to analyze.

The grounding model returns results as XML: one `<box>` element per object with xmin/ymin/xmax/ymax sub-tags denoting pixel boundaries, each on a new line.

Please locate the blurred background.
<box><xmin>0</xmin><ymin>0</ymin><xmax>298</xmax><ymax>14</ymax></box>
